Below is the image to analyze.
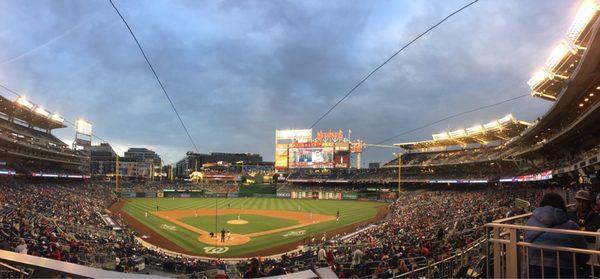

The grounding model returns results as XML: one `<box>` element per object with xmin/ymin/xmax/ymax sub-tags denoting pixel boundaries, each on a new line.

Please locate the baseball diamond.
<box><xmin>111</xmin><ymin>197</ymin><xmax>387</xmax><ymax>257</ymax></box>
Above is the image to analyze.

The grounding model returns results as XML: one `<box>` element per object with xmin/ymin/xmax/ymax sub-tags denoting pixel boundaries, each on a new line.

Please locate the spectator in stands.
<box><xmin>352</xmin><ymin>247</ymin><xmax>363</xmax><ymax>266</ymax></box>
<box><xmin>317</xmin><ymin>247</ymin><xmax>326</xmax><ymax>262</ymax></box>
<box><xmin>243</xmin><ymin>258</ymin><xmax>264</xmax><ymax>278</ymax></box>
<box><xmin>572</xmin><ymin>190</ymin><xmax>600</xmax><ymax>243</ymax></box>
<box><xmin>14</xmin><ymin>238</ymin><xmax>27</xmax><ymax>254</ymax></box>
<box><xmin>0</xmin><ymin>237</ymin><xmax>10</xmax><ymax>251</ymax></box>
<box><xmin>525</xmin><ymin>192</ymin><xmax>587</xmax><ymax>278</ymax></box>
<box><xmin>266</xmin><ymin>262</ymin><xmax>286</xmax><ymax>276</ymax></box>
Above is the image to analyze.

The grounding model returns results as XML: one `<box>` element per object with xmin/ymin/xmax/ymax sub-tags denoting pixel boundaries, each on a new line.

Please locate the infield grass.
<box><xmin>121</xmin><ymin>197</ymin><xmax>384</xmax><ymax>256</ymax></box>
<box><xmin>180</xmin><ymin>214</ymin><xmax>298</xmax><ymax>235</ymax></box>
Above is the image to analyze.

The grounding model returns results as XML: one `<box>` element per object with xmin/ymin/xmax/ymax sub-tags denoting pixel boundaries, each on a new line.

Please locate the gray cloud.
<box><xmin>0</xmin><ymin>0</ymin><xmax>575</xmax><ymax>164</ymax></box>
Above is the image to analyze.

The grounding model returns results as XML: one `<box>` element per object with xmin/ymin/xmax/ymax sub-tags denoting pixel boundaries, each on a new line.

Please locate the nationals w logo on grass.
<box><xmin>283</xmin><ymin>230</ymin><xmax>306</xmax><ymax>237</ymax></box>
<box><xmin>203</xmin><ymin>247</ymin><xmax>229</xmax><ymax>254</ymax></box>
<box><xmin>160</xmin><ymin>224</ymin><xmax>177</xmax><ymax>231</ymax></box>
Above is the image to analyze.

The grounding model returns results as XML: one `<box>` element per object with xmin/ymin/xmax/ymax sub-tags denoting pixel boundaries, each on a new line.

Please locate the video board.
<box><xmin>289</xmin><ymin>142</ymin><xmax>334</xmax><ymax>168</ymax></box>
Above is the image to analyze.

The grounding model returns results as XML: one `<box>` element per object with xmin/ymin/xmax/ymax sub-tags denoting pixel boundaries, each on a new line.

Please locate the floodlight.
<box><xmin>466</xmin><ymin>125</ymin><xmax>484</xmax><ymax>135</ymax></box>
<box><xmin>527</xmin><ymin>69</ymin><xmax>549</xmax><ymax>90</ymax></box>
<box><xmin>16</xmin><ymin>96</ymin><xmax>34</xmax><ymax>110</ymax></box>
<box><xmin>484</xmin><ymin>121</ymin><xmax>500</xmax><ymax>130</ymax></box>
<box><xmin>498</xmin><ymin>114</ymin><xmax>513</xmax><ymax>124</ymax></box>
<box><xmin>545</xmin><ymin>41</ymin><xmax>577</xmax><ymax>71</ymax></box>
<box><xmin>432</xmin><ymin>132</ymin><xmax>449</xmax><ymax>140</ymax></box>
<box><xmin>566</xmin><ymin>0</ymin><xmax>600</xmax><ymax>44</ymax></box>
<box><xmin>76</xmin><ymin>118</ymin><xmax>93</xmax><ymax>136</ymax></box>
<box><xmin>448</xmin><ymin>129</ymin><xmax>467</xmax><ymax>138</ymax></box>
<box><xmin>51</xmin><ymin>113</ymin><xmax>64</xmax><ymax>123</ymax></box>
<box><xmin>34</xmin><ymin>107</ymin><xmax>50</xmax><ymax>117</ymax></box>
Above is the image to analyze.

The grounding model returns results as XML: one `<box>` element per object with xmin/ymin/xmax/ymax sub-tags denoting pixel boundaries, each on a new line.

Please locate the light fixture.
<box><xmin>545</xmin><ymin>40</ymin><xmax>577</xmax><ymax>71</ymax></box>
<box><xmin>51</xmin><ymin>113</ymin><xmax>64</xmax><ymax>123</ymax></box>
<box><xmin>527</xmin><ymin>69</ymin><xmax>549</xmax><ymax>90</ymax></box>
<box><xmin>34</xmin><ymin>107</ymin><xmax>50</xmax><ymax>117</ymax></box>
<box><xmin>566</xmin><ymin>0</ymin><xmax>600</xmax><ymax>44</ymax></box>
<box><xmin>16</xmin><ymin>96</ymin><xmax>34</xmax><ymax>109</ymax></box>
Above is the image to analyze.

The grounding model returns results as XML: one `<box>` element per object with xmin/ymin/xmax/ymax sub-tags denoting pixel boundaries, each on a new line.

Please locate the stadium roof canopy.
<box><xmin>527</xmin><ymin>0</ymin><xmax>600</xmax><ymax>101</ymax></box>
<box><xmin>507</xmin><ymin>1</ymin><xmax>600</xmax><ymax>152</ymax></box>
<box><xmin>0</xmin><ymin>95</ymin><xmax>66</xmax><ymax>130</ymax></box>
<box><xmin>395</xmin><ymin>114</ymin><xmax>530</xmax><ymax>151</ymax></box>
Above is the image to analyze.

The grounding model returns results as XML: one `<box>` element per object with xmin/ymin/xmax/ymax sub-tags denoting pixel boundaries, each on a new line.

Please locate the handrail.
<box><xmin>489</xmin><ymin>239</ymin><xmax>600</xmax><ymax>255</ymax></box>
<box><xmin>485</xmin><ymin>222</ymin><xmax>600</xmax><ymax>237</ymax></box>
<box><xmin>0</xmin><ymin>262</ymin><xmax>29</xmax><ymax>276</ymax></box>
<box><xmin>491</xmin><ymin>212</ymin><xmax>532</xmax><ymax>223</ymax></box>
<box><xmin>396</xmin><ymin>234</ymin><xmax>487</xmax><ymax>278</ymax></box>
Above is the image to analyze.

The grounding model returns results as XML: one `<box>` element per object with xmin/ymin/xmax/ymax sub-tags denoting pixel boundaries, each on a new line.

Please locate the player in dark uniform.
<box><xmin>336</xmin><ymin>211</ymin><xmax>340</xmax><ymax>221</ymax></box>
<box><xmin>221</xmin><ymin>229</ymin><xmax>226</xmax><ymax>243</ymax></box>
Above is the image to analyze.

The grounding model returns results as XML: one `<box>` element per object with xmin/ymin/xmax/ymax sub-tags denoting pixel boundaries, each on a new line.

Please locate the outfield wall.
<box><xmin>117</xmin><ymin>189</ymin><xmax>396</xmax><ymax>202</ymax></box>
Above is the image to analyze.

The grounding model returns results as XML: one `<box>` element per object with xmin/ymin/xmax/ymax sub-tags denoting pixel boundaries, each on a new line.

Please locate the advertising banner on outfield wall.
<box><xmin>277</xmin><ymin>192</ymin><xmax>291</xmax><ymax>198</ymax></box>
<box><xmin>121</xmin><ymin>192</ymin><xmax>136</xmax><ymax>198</ymax></box>
<box><xmin>227</xmin><ymin>193</ymin><xmax>239</xmax><ymax>198</ymax></box>
<box><xmin>342</xmin><ymin>193</ymin><xmax>358</xmax><ymax>200</ymax></box>
<box><xmin>318</xmin><ymin>192</ymin><xmax>342</xmax><ymax>200</ymax></box>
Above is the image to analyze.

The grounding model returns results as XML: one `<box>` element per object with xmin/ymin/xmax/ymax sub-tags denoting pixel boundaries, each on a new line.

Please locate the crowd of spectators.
<box><xmin>0</xmin><ymin>180</ymin><xmax>564</xmax><ymax>278</ymax></box>
<box><xmin>301</xmin><ymin>187</ymin><xmax>542</xmax><ymax>278</ymax></box>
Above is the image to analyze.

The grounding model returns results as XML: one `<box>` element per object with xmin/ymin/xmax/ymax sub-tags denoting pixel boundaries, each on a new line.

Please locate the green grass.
<box><xmin>179</xmin><ymin>214</ymin><xmax>298</xmax><ymax>235</ymax></box>
<box><xmin>121</xmin><ymin>197</ymin><xmax>384</xmax><ymax>256</ymax></box>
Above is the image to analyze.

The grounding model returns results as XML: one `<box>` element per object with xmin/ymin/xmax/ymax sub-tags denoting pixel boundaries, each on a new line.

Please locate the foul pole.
<box><xmin>115</xmin><ymin>154</ymin><xmax>119</xmax><ymax>192</ymax></box>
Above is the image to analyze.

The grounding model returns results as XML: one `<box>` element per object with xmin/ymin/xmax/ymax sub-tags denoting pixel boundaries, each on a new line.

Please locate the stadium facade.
<box><xmin>0</xmin><ymin>95</ymin><xmax>89</xmax><ymax>178</ymax></box>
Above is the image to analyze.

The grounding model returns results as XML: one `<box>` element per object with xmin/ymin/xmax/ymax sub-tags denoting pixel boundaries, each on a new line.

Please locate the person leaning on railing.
<box><xmin>524</xmin><ymin>192</ymin><xmax>587</xmax><ymax>278</ymax></box>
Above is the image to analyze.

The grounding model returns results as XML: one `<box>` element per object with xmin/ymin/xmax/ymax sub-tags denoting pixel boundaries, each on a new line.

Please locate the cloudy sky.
<box><xmin>0</xmin><ymin>0</ymin><xmax>579</xmax><ymax>164</ymax></box>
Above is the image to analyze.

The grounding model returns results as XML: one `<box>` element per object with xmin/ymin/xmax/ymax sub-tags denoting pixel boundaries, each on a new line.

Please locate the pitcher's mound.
<box><xmin>227</xmin><ymin>219</ymin><xmax>248</xmax><ymax>225</ymax></box>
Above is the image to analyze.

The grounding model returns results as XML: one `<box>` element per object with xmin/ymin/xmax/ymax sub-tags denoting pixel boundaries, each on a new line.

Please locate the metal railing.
<box><xmin>485</xmin><ymin>212</ymin><xmax>600</xmax><ymax>278</ymax></box>
<box><xmin>0</xmin><ymin>262</ymin><xmax>31</xmax><ymax>279</ymax></box>
<box><xmin>396</xmin><ymin>236</ymin><xmax>487</xmax><ymax>278</ymax></box>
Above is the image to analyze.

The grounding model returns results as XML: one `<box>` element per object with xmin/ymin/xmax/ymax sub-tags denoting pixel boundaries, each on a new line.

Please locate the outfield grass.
<box><xmin>122</xmin><ymin>197</ymin><xmax>384</xmax><ymax>256</ymax></box>
<box><xmin>180</xmin><ymin>214</ymin><xmax>298</xmax><ymax>235</ymax></box>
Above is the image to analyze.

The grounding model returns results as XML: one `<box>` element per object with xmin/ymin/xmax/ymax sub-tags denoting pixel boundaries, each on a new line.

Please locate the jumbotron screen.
<box><xmin>288</xmin><ymin>147</ymin><xmax>334</xmax><ymax>168</ymax></box>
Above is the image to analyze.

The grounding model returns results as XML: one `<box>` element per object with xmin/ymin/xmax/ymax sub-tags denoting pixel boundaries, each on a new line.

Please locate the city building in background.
<box><xmin>175</xmin><ymin>151</ymin><xmax>263</xmax><ymax>178</ymax></box>
<box><xmin>88</xmin><ymin>143</ymin><xmax>117</xmax><ymax>177</ymax></box>
<box><xmin>88</xmin><ymin>144</ymin><xmax>164</xmax><ymax>180</ymax></box>
<box><xmin>124</xmin><ymin>147</ymin><xmax>161</xmax><ymax>165</ymax></box>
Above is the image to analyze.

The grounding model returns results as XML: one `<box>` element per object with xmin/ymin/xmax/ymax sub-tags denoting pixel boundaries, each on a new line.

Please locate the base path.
<box><xmin>153</xmin><ymin>209</ymin><xmax>335</xmax><ymax>245</ymax></box>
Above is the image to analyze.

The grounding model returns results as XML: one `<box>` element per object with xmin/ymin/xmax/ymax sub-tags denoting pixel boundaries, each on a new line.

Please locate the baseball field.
<box><xmin>112</xmin><ymin>197</ymin><xmax>387</xmax><ymax>257</ymax></box>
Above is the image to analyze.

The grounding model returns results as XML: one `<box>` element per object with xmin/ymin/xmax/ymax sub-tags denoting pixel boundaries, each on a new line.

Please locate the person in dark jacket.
<box><xmin>525</xmin><ymin>192</ymin><xmax>587</xmax><ymax>279</ymax></box>
<box><xmin>573</xmin><ymin>190</ymin><xmax>600</xmax><ymax>243</ymax></box>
